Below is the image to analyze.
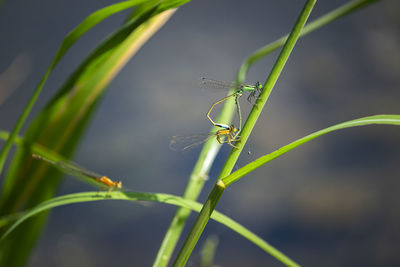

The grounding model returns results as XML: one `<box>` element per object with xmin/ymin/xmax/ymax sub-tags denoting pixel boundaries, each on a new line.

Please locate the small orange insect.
<box><xmin>32</xmin><ymin>154</ymin><xmax>122</xmax><ymax>192</ymax></box>
<box><xmin>169</xmin><ymin>124</ymin><xmax>240</xmax><ymax>151</ymax></box>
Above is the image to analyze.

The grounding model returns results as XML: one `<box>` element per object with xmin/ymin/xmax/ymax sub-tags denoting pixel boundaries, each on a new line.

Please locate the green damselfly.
<box><xmin>201</xmin><ymin>77</ymin><xmax>263</xmax><ymax>134</ymax></box>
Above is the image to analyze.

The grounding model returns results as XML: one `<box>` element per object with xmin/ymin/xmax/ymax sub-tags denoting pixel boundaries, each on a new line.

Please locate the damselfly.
<box><xmin>170</xmin><ymin>125</ymin><xmax>239</xmax><ymax>151</ymax></box>
<box><xmin>32</xmin><ymin>154</ymin><xmax>122</xmax><ymax>192</ymax></box>
<box><xmin>201</xmin><ymin>77</ymin><xmax>262</xmax><ymax>134</ymax></box>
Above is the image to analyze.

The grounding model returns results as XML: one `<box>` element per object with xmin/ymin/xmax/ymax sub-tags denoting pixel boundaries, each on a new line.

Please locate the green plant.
<box><xmin>0</xmin><ymin>0</ymin><xmax>397</xmax><ymax>266</ymax></box>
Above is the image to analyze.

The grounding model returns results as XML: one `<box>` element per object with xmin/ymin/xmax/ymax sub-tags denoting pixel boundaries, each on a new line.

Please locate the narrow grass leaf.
<box><xmin>0</xmin><ymin>3</ymin><xmax>185</xmax><ymax>266</ymax></box>
<box><xmin>237</xmin><ymin>0</ymin><xmax>380</xmax><ymax>83</ymax></box>
<box><xmin>223</xmin><ymin>115</ymin><xmax>400</xmax><ymax>186</ymax></box>
<box><xmin>0</xmin><ymin>0</ymin><xmax>151</xmax><ymax>176</ymax></box>
<box><xmin>1</xmin><ymin>191</ymin><xmax>299</xmax><ymax>267</ymax></box>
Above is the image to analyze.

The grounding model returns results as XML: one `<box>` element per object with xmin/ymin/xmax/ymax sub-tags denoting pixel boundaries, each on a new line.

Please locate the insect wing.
<box><xmin>200</xmin><ymin>77</ymin><xmax>235</xmax><ymax>91</ymax></box>
<box><xmin>170</xmin><ymin>133</ymin><xmax>213</xmax><ymax>151</ymax></box>
<box><xmin>33</xmin><ymin>154</ymin><xmax>102</xmax><ymax>181</ymax></box>
<box><xmin>32</xmin><ymin>154</ymin><xmax>121</xmax><ymax>190</ymax></box>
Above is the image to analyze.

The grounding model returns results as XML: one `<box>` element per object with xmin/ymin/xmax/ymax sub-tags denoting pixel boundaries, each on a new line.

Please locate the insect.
<box><xmin>32</xmin><ymin>154</ymin><xmax>122</xmax><ymax>192</ymax></box>
<box><xmin>202</xmin><ymin>78</ymin><xmax>262</xmax><ymax>133</ymax></box>
<box><xmin>201</xmin><ymin>78</ymin><xmax>262</xmax><ymax>102</ymax></box>
<box><xmin>170</xmin><ymin>124</ymin><xmax>239</xmax><ymax>151</ymax></box>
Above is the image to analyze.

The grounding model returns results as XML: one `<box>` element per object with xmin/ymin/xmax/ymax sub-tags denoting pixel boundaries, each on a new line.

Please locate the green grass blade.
<box><xmin>223</xmin><ymin>115</ymin><xmax>400</xmax><ymax>185</ymax></box>
<box><xmin>0</xmin><ymin>0</ymin><xmax>151</xmax><ymax>176</ymax></box>
<box><xmin>236</xmin><ymin>0</ymin><xmax>380</xmax><ymax>83</ymax></box>
<box><xmin>0</xmin><ymin>191</ymin><xmax>299</xmax><ymax>266</ymax></box>
<box><xmin>0</xmin><ymin>4</ymin><xmax>165</xmax><ymax>215</ymax></box>
<box><xmin>0</xmin><ymin>4</ymin><xmax>182</xmax><ymax>267</ymax></box>
<box><xmin>2</xmin><ymin>1</ymin><xmax>162</xmax><ymax>210</ymax></box>
<box><xmin>173</xmin><ymin>1</ymin><xmax>317</xmax><ymax>265</ymax></box>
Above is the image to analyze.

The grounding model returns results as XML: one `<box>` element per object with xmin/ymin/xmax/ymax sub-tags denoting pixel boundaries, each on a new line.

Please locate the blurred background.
<box><xmin>0</xmin><ymin>0</ymin><xmax>399</xmax><ymax>266</ymax></box>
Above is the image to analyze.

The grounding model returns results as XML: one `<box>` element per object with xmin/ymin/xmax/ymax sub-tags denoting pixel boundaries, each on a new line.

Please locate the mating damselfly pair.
<box><xmin>170</xmin><ymin>78</ymin><xmax>263</xmax><ymax>151</ymax></box>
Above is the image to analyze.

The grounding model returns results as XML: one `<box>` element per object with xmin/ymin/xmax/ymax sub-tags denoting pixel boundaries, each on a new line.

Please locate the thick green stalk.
<box><xmin>173</xmin><ymin>0</ymin><xmax>317</xmax><ymax>266</ymax></box>
<box><xmin>221</xmin><ymin>0</ymin><xmax>317</xmax><ymax>177</ymax></box>
<box><xmin>172</xmin><ymin>180</ymin><xmax>226</xmax><ymax>267</ymax></box>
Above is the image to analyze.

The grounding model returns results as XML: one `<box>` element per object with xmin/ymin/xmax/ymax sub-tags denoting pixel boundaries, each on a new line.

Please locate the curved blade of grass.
<box><xmin>223</xmin><ymin>115</ymin><xmax>400</xmax><ymax>185</ymax></box>
<box><xmin>1</xmin><ymin>191</ymin><xmax>299</xmax><ymax>267</ymax></box>
<box><xmin>0</xmin><ymin>4</ymin><xmax>163</xmax><ymax>216</ymax></box>
<box><xmin>0</xmin><ymin>3</ymin><xmax>184</xmax><ymax>266</ymax></box>
<box><xmin>0</xmin><ymin>0</ymin><xmax>186</xmax><ymax>208</ymax></box>
<box><xmin>0</xmin><ymin>0</ymin><xmax>151</xmax><ymax>175</ymax></box>
<box><xmin>0</xmin><ymin>2</ymin><xmax>166</xmax><ymax>211</ymax></box>
<box><xmin>236</xmin><ymin>0</ymin><xmax>380</xmax><ymax>84</ymax></box>
<box><xmin>0</xmin><ymin>4</ymin><xmax>177</xmax><ymax>214</ymax></box>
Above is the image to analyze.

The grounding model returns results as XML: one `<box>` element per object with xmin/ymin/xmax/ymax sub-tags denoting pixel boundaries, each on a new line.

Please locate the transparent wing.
<box><xmin>32</xmin><ymin>154</ymin><xmax>102</xmax><ymax>179</ymax></box>
<box><xmin>32</xmin><ymin>154</ymin><xmax>121</xmax><ymax>190</ymax></box>
<box><xmin>200</xmin><ymin>77</ymin><xmax>235</xmax><ymax>91</ymax></box>
<box><xmin>169</xmin><ymin>133</ymin><xmax>214</xmax><ymax>151</ymax></box>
